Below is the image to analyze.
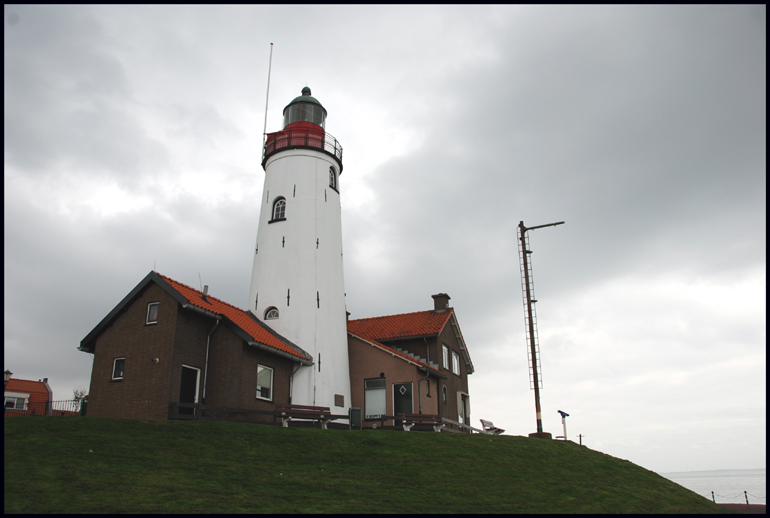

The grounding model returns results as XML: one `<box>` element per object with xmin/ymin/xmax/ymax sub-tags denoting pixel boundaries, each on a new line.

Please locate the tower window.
<box><xmin>270</xmin><ymin>198</ymin><xmax>286</xmax><ymax>222</ymax></box>
<box><xmin>329</xmin><ymin>166</ymin><xmax>338</xmax><ymax>191</ymax></box>
<box><xmin>264</xmin><ymin>307</ymin><xmax>279</xmax><ymax>320</ymax></box>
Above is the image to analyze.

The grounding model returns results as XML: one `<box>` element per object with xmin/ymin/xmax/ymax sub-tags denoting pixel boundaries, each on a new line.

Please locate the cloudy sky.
<box><xmin>4</xmin><ymin>5</ymin><xmax>765</xmax><ymax>475</ymax></box>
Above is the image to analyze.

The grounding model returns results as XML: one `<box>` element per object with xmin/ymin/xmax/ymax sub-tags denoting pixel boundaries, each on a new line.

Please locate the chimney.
<box><xmin>432</xmin><ymin>293</ymin><xmax>451</xmax><ymax>312</ymax></box>
<box><xmin>346</xmin><ymin>311</ymin><xmax>351</xmax><ymax>322</ymax></box>
<box><xmin>43</xmin><ymin>378</ymin><xmax>48</xmax><ymax>383</ymax></box>
<box><xmin>202</xmin><ymin>285</ymin><xmax>209</xmax><ymax>302</ymax></box>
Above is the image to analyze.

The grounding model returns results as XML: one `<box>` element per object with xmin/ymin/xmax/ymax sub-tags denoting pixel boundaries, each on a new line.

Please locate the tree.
<box><xmin>73</xmin><ymin>387</ymin><xmax>88</xmax><ymax>401</ymax></box>
<box><xmin>73</xmin><ymin>387</ymin><xmax>88</xmax><ymax>414</ymax></box>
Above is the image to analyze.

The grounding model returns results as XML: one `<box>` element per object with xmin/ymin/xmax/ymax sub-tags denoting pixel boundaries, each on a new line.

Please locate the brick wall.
<box><xmin>204</xmin><ymin>328</ymin><xmax>295</xmax><ymax>423</ymax></box>
<box><xmin>436</xmin><ymin>320</ymin><xmax>470</xmax><ymax>426</ymax></box>
<box><xmin>86</xmin><ymin>281</ymin><xmax>299</xmax><ymax>422</ymax></box>
<box><xmin>87</xmin><ymin>283</ymin><xmax>178</xmax><ymax>419</ymax></box>
<box><xmin>348</xmin><ymin>335</ymin><xmax>441</xmax><ymax>428</ymax></box>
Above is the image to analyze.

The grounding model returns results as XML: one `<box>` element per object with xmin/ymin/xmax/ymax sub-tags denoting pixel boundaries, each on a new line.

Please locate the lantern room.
<box><xmin>283</xmin><ymin>86</ymin><xmax>327</xmax><ymax>129</ymax></box>
<box><xmin>262</xmin><ymin>87</ymin><xmax>343</xmax><ymax>172</ymax></box>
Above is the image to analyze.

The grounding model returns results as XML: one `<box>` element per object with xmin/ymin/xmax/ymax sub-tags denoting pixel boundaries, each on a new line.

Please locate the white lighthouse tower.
<box><xmin>249</xmin><ymin>86</ymin><xmax>350</xmax><ymax>411</ymax></box>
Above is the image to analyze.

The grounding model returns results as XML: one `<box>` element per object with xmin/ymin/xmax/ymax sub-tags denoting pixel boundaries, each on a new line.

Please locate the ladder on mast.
<box><xmin>517</xmin><ymin>227</ymin><xmax>543</xmax><ymax>391</ymax></box>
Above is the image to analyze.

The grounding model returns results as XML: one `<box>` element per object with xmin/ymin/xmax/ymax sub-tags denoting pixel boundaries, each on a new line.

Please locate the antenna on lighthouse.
<box><xmin>262</xmin><ymin>43</ymin><xmax>274</xmax><ymax>145</ymax></box>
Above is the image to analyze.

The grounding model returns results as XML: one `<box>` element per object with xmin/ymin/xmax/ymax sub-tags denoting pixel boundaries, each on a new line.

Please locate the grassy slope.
<box><xmin>4</xmin><ymin>417</ymin><xmax>733</xmax><ymax>514</ymax></box>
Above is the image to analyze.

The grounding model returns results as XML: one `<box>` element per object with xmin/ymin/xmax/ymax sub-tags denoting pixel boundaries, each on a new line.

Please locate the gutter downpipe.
<box><xmin>289</xmin><ymin>363</ymin><xmax>302</xmax><ymax>404</ymax></box>
<box><xmin>418</xmin><ymin>367</ymin><xmax>430</xmax><ymax>414</ymax></box>
<box><xmin>202</xmin><ymin>319</ymin><xmax>220</xmax><ymax>405</ymax></box>
<box><xmin>182</xmin><ymin>304</ymin><xmax>222</xmax><ymax>406</ymax></box>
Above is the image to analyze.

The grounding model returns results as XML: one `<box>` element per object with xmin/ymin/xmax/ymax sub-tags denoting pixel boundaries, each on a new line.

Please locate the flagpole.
<box><xmin>262</xmin><ymin>43</ymin><xmax>274</xmax><ymax>145</ymax></box>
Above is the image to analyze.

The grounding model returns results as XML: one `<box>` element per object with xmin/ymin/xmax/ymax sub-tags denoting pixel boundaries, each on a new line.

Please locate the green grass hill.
<box><xmin>4</xmin><ymin>417</ymin><xmax>732</xmax><ymax>514</ymax></box>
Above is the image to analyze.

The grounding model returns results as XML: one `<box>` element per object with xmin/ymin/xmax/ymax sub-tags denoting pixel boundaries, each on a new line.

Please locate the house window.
<box><xmin>364</xmin><ymin>378</ymin><xmax>386</xmax><ymax>419</ymax></box>
<box><xmin>4</xmin><ymin>397</ymin><xmax>26</xmax><ymax>410</ymax></box>
<box><xmin>112</xmin><ymin>358</ymin><xmax>125</xmax><ymax>380</ymax></box>
<box><xmin>257</xmin><ymin>365</ymin><xmax>273</xmax><ymax>401</ymax></box>
<box><xmin>329</xmin><ymin>166</ymin><xmax>337</xmax><ymax>191</ymax></box>
<box><xmin>442</xmin><ymin>344</ymin><xmax>449</xmax><ymax>369</ymax></box>
<box><xmin>146</xmin><ymin>302</ymin><xmax>159</xmax><ymax>324</ymax></box>
<box><xmin>442</xmin><ymin>385</ymin><xmax>448</xmax><ymax>404</ymax></box>
<box><xmin>264</xmin><ymin>307</ymin><xmax>279</xmax><ymax>320</ymax></box>
<box><xmin>458</xmin><ymin>392</ymin><xmax>470</xmax><ymax>425</ymax></box>
<box><xmin>271</xmin><ymin>197</ymin><xmax>286</xmax><ymax>221</ymax></box>
<box><xmin>452</xmin><ymin>351</ymin><xmax>461</xmax><ymax>376</ymax></box>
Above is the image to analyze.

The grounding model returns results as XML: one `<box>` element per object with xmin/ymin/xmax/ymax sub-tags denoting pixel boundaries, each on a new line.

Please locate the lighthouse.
<box><xmin>249</xmin><ymin>87</ymin><xmax>350</xmax><ymax>411</ymax></box>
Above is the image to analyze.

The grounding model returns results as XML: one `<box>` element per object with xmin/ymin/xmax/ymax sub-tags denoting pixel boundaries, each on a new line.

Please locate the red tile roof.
<box><xmin>347</xmin><ymin>309</ymin><xmax>453</xmax><ymax>341</ymax></box>
<box><xmin>158</xmin><ymin>274</ymin><xmax>308</xmax><ymax>362</ymax></box>
<box><xmin>5</xmin><ymin>378</ymin><xmax>50</xmax><ymax>397</ymax></box>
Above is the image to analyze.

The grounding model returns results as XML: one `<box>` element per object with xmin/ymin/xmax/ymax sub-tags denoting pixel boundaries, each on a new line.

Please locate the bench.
<box><xmin>480</xmin><ymin>419</ymin><xmax>505</xmax><ymax>435</ymax></box>
<box><xmin>396</xmin><ymin>413</ymin><xmax>445</xmax><ymax>432</ymax></box>
<box><xmin>274</xmin><ymin>404</ymin><xmax>334</xmax><ymax>429</ymax></box>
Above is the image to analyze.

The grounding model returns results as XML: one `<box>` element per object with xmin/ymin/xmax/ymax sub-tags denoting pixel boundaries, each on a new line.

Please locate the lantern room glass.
<box><xmin>283</xmin><ymin>102</ymin><xmax>325</xmax><ymax>129</ymax></box>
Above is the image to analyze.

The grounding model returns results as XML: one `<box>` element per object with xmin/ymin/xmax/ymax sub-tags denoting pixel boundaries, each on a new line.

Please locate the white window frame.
<box><xmin>452</xmin><ymin>351</ymin><xmax>461</xmax><ymax>376</ymax></box>
<box><xmin>256</xmin><ymin>365</ymin><xmax>274</xmax><ymax>401</ymax></box>
<box><xmin>112</xmin><ymin>357</ymin><xmax>125</xmax><ymax>380</ymax></box>
<box><xmin>4</xmin><ymin>396</ymin><xmax>27</xmax><ymax>411</ymax></box>
<box><xmin>457</xmin><ymin>391</ymin><xmax>470</xmax><ymax>425</ymax></box>
<box><xmin>146</xmin><ymin>302</ymin><xmax>159</xmax><ymax>324</ymax></box>
<box><xmin>264</xmin><ymin>307</ymin><xmax>279</xmax><ymax>320</ymax></box>
<box><xmin>364</xmin><ymin>378</ymin><xmax>386</xmax><ymax>419</ymax></box>
<box><xmin>271</xmin><ymin>197</ymin><xmax>286</xmax><ymax>221</ymax></box>
<box><xmin>442</xmin><ymin>344</ymin><xmax>449</xmax><ymax>369</ymax></box>
<box><xmin>442</xmin><ymin>385</ymin><xmax>448</xmax><ymax>404</ymax></box>
<box><xmin>329</xmin><ymin>166</ymin><xmax>338</xmax><ymax>191</ymax></box>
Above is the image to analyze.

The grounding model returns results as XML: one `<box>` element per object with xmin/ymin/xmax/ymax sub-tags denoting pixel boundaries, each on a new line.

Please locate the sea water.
<box><xmin>659</xmin><ymin>469</ymin><xmax>766</xmax><ymax>504</ymax></box>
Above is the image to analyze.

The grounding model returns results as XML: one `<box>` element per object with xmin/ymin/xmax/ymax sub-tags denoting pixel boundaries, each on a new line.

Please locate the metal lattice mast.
<box><xmin>517</xmin><ymin>220</ymin><xmax>564</xmax><ymax>435</ymax></box>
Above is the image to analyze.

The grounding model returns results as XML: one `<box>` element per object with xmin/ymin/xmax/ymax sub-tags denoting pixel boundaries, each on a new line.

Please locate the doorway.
<box><xmin>393</xmin><ymin>382</ymin><xmax>413</xmax><ymax>426</ymax></box>
<box><xmin>179</xmin><ymin>365</ymin><xmax>200</xmax><ymax>416</ymax></box>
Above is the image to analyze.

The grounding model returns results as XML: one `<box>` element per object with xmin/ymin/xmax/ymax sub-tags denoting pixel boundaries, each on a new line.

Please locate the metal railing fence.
<box><xmin>4</xmin><ymin>399</ymin><xmax>87</xmax><ymax>417</ymax></box>
<box><xmin>262</xmin><ymin>128</ymin><xmax>343</xmax><ymax>165</ymax></box>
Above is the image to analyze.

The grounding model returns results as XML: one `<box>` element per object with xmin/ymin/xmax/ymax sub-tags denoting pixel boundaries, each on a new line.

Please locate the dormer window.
<box><xmin>270</xmin><ymin>197</ymin><xmax>286</xmax><ymax>222</ymax></box>
<box><xmin>264</xmin><ymin>307</ymin><xmax>279</xmax><ymax>320</ymax></box>
<box><xmin>329</xmin><ymin>166</ymin><xmax>338</xmax><ymax>191</ymax></box>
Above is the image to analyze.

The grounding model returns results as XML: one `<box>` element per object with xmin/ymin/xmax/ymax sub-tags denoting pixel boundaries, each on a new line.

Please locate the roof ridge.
<box><xmin>348</xmin><ymin>307</ymin><xmax>446</xmax><ymax>322</ymax></box>
<box><xmin>158</xmin><ymin>273</ymin><xmax>244</xmax><ymax>313</ymax></box>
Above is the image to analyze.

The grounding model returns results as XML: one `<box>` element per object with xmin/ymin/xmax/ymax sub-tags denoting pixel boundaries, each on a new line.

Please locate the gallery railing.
<box><xmin>262</xmin><ymin>128</ymin><xmax>343</xmax><ymax>168</ymax></box>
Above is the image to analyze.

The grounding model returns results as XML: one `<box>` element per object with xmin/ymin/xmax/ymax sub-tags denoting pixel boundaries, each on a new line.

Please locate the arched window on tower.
<box><xmin>271</xmin><ymin>197</ymin><xmax>286</xmax><ymax>222</ymax></box>
<box><xmin>329</xmin><ymin>166</ymin><xmax>337</xmax><ymax>191</ymax></box>
<box><xmin>264</xmin><ymin>307</ymin><xmax>279</xmax><ymax>320</ymax></box>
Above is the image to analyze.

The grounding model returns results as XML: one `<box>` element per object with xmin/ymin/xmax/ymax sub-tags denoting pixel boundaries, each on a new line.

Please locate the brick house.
<box><xmin>80</xmin><ymin>272</ymin><xmax>474</xmax><ymax>429</ymax></box>
<box><xmin>79</xmin><ymin>271</ymin><xmax>311</xmax><ymax>421</ymax></box>
<box><xmin>347</xmin><ymin>293</ymin><xmax>474</xmax><ymax>430</ymax></box>
<box><xmin>4</xmin><ymin>378</ymin><xmax>53</xmax><ymax>416</ymax></box>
